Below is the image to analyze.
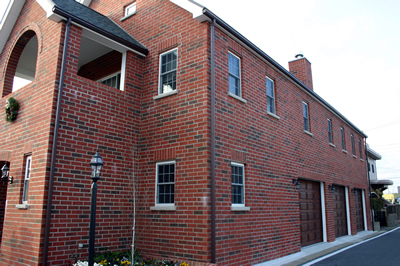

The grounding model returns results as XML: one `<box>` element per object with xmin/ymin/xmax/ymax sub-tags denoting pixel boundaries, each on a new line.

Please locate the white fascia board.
<box><xmin>35</xmin><ymin>0</ymin><xmax>57</xmax><ymax>19</ymax></box>
<box><xmin>79</xmin><ymin>0</ymin><xmax>92</xmax><ymax>6</ymax></box>
<box><xmin>36</xmin><ymin>0</ymin><xmax>92</xmax><ymax>22</ymax></box>
<box><xmin>170</xmin><ymin>0</ymin><xmax>208</xmax><ymax>22</ymax></box>
<box><xmin>0</xmin><ymin>0</ymin><xmax>26</xmax><ymax>55</ymax></box>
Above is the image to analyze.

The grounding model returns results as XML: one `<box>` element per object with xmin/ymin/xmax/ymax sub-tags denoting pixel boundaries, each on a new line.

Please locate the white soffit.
<box><xmin>0</xmin><ymin>0</ymin><xmax>26</xmax><ymax>55</ymax></box>
<box><xmin>170</xmin><ymin>0</ymin><xmax>208</xmax><ymax>22</ymax></box>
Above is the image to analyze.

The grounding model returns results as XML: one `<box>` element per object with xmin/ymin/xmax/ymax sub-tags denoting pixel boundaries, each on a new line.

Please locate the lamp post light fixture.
<box><xmin>1</xmin><ymin>163</ymin><xmax>13</xmax><ymax>184</ymax></box>
<box><xmin>328</xmin><ymin>185</ymin><xmax>335</xmax><ymax>192</ymax></box>
<box><xmin>292</xmin><ymin>178</ymin><xmax>301</xmax><ymax>190</ymax></box>
<box><xmin>88</xmin><ymin>151</ymin><xmax>103</xmax><ymax>266</ymax></box>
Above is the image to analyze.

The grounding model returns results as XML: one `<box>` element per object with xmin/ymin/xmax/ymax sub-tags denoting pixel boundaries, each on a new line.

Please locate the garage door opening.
<box><xmin>299</xmin><ymin>179</ymin><xmax>323</xmax><ymax>247</ymax></box>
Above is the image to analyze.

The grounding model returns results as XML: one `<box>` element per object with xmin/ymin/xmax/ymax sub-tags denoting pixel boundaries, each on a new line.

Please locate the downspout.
<box><xmin>365</xmin><ymin>139</ymin><xmax>374</xmax><ymax>231</ymax></box>
<box><xmin>43</xmin><ymin>17</ymin><xmax>72</xmax><ymax>265</ymax></box>
<box><xmin>210</xmin><ymin>18</ymin><xmax>216</xmax><ymax>264</ymax></box>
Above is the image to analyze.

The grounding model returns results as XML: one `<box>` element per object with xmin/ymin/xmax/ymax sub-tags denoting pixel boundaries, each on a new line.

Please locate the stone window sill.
<box><xmin>150</xmin><ymin>205</ymin><xmax>177</xmax><ymax>211</ymax></box>
<box><xmin>16</xmin><ymin>204</ymin><xmax>29</xmax><ymax>210</ymax></box>
<box><xmin>153</xmin><ymin>90</ymin><xmax>178</xmax><ymax>100</ymax></box>
<box><xmin>231</xmin><ymin>206</ymin><xmax>250</xmax><ymax>211</ymax></box>
<box><xmin>304</xmin><ymin>130</ymin><xmax>313</xmax><ymax>137</ymax></box>
<box><xmin>228</xmin><ymin>92</ymin><xmax>247</xmax><ymax>103</ymax></box>
<box><xmin>267</xmin><ymin>111</ymin><xmax>280</xmax><ymax>120</ymax></box>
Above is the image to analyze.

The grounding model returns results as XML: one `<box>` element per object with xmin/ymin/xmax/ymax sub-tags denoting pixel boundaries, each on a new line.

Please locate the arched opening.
<box><xmin>2</xmin><ymin>30</ymin><xmax>38</xmax><ymax>96</ymax></box>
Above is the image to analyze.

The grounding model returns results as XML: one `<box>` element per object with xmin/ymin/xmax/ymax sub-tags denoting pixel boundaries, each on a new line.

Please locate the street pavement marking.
<box><xmin>303</xmin><ymin>227</ymin><xmax>400</xmax><ymax>266</ymax></box>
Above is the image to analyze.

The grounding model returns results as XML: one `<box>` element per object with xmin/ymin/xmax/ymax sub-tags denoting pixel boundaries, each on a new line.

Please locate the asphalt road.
<box><xmin>309</xmin><ymin>228</ymin><xmax>400</xmax><ymax>266</ymax></box>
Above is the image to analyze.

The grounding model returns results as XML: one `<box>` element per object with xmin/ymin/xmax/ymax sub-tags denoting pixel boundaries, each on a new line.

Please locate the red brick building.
<box><xmin>0</xmin><ymin>0</ymin><xmax>370</xmax><ymax>265</ymax></box>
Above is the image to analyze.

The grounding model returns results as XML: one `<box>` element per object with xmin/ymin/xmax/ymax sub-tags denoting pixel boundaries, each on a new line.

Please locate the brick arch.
<box><xmin>2</xmin><ymin>24</ymin><xmax>42</xmax><ymax>97</ymax></box>
<box><xmin>0</xmin><ymin>151</ymin><xmax>11</xmax><ymax>162</ymax></box>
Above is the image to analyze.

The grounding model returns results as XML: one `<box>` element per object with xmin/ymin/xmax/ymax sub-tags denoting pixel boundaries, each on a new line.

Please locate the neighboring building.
<box><xmin>367</xmin><ymin>145</ymin><xmax>392</xmax><ymax>192</ymax></box>
<box><xmin>0</xmin><ymin>0</ymin><xmax>371</xmax><ymax>265</ymax></box>
<box><xmin>383</xmin><ymin>186</ymin><xmax>400</xmax><ymax>204</ymax></box>
<box><xmin>383</xmin><ymin>190</ymin><xmax>400</xmax><ymax>204</ymax></box>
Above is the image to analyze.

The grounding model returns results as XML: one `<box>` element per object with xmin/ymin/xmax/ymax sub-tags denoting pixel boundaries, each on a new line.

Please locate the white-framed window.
<box><xmin>358</xmin><ymin>139</ymin><xmax>363</xmax><ymax>159</ymax></box>
<box><xmin>228</xmin><ymin>52</ymin><xmax>241</xmax><ymax>97</ymax></box>
<box><xmin>266</xmin><ymin>76</ymin><xmax>275</xmax><ymax>114</ymax></box>
<box><xmin>98</xmin><ymin>72</ymin><xmax>121</xmax><ymax>89</ymax></box>
<box><xmin>159</xmin><ymin>49</ymin><xmax>177</xmax><ymax>94</ymax></box>
<box><xmin>341</xmin><ymin>127</ymin><xmax>346</xmax><ymax>150</ymax></box>
<box><xmin>125</xmin><ymin>2</ymin><xmax>136</xmax><ymax>17</ymax></box>
<box><xmin>328</xmin><ymin>119</ymin><xmax>333</xmax><ymax>144</ymax></box>
<box><xmin>231</xmin><ymin>162</ymin><xmax>245</xmax><ymax>206</ymax></box>
<box><xmin>303</xmin><ymin>102</ymin><xmax>310</xmax><ymax>132</ymax></box>
<box><xmin>22</xmin><ymin>156</ymin><xmax>32</xmax><ymax>204</ymax></box>
<box><xmin>351</xmin><ymin>134</ymin><xmax>355</xmax><ymax>155</ymax></box>
<box><xmin>155</xmin><ymin>161</ymin><xmax>175</xmax><ymax>205</ymax></box>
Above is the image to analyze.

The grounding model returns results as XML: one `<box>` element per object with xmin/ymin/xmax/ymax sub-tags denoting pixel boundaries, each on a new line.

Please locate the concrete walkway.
<box><xmin>255</xmin><ymin>226</ymin><xmax>398</xmax><ymax>266</ymax></box>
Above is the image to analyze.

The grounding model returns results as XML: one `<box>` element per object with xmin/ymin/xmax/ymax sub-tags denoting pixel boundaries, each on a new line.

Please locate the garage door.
<box><xmin>299</xmin><ymin>180</ymin><xmax>322</xmax><ymax>247</ymax></box>
<box><xmin>334</xmin><ymin>185</ymin><xmax>348</xmax><ymax>237</ymax></box>
<box><xmin>354</xmin><ymin>189</ymin><xmax>364</xmax><ymax>231</ymax></box>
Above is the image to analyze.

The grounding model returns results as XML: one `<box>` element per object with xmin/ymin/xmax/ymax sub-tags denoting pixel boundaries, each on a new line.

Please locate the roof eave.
<box><xmin>52</xmin><ymin>5</ymin><xmax>148</xmax><ymax>56</ymax></box>
<box><xmin>202</xmin><ymin>8</ymin><xmax>367</xmax><ymax>138</ymax></box>
<box><xmin>0</xmin><ymin>0</ymin><xmax>26</xmax><ymax>56</ymax></box>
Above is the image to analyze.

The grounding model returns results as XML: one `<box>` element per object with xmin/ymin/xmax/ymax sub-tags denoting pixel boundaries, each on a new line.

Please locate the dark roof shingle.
<box><xmin>52</xmin><ymin>0</ymin><xmax>147</xmax><ymax>55</ymax></box>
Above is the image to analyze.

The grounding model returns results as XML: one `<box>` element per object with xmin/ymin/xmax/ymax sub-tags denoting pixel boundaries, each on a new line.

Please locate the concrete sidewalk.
<box><xmin>255</xmin><ymin>226</ymin><xmax>398</xmax><ymax>266</ymax></box>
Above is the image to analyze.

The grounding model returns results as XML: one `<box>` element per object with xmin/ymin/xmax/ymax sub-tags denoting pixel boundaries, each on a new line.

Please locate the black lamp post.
<box><xmin>88</xmin><ymin>151</ymin><xmax>103</xmax><ymax>266</ymax></box>
<box><xmin>1</xmin><ymin>163</ymin><xmax>13</xmax><ymax>184</ymax></box>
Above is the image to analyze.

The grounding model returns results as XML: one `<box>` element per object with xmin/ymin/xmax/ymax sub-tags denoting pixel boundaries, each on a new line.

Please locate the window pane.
<box><xmin>157</xmin><ymin>162</ymin><xmax>175</xmax><ymax>204</ymax></box>
<box><xmin>229</xmin><ymin>53</ymin><xmax>241</xmax><ymax>96</ymax></box>
<box><xmin>267</xmin><ymin>97</ymin><xmax>275</xmax><ymax>113</ymax></box>
<box><xmin>160</xmin><ymin>50</ymin><xmax>177</xmax><ymax>94</ymax></box>
<box><xmin>266</xmin><ymin>79</ymin><xmax>274</xmax><ymax>97</ymax></box>
<box><xmin>23</xmin><ymin>156</ymin><xmax>32</xmax><ymax>203</ymax></box>
<box><xmin>229</xmin><ymin>53</ymin><xmax>239</xmax><ymax>76</ymax></box>
<box><xmin>303</xmin><ymin>103</ymin><xmax>309</xmax><ymax>131</ymax></box>
<box><xmin>23</xmin><ymin>180</ymin><xmax>29</xmax><ymax>202</ymax></box>
<box><xmin>231</xmin><ymin>165</ymin><xmax>244</xmax><ymax>204</ymax></box>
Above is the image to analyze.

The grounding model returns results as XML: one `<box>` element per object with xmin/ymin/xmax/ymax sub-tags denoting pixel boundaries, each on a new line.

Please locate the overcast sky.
<box><xmin>1</xmin><ymin>0</ymin><xmax>399</xmax><ymax>192</ymax></box>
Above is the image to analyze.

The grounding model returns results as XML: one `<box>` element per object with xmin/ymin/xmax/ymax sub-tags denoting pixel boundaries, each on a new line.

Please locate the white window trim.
<box><xmin>124</xmin><ymin>2</ymin><xmax>136</xmax><ymax>17</ymax></box>
<box><xmin>340</xmin><ymin>127</ymin><xmax>346</xmax><ymax>151</ymax></box>
<box><xmin>231</xmin><ymin>162</ymin><xmax>249</xmax><ymax>211</ymax></box>
<box><xmin>22</xmin><ymin>155</ymin><xmax>32</xmax><ymax>204</ymax></box>
<box><xmin>266</xmin><ymin>76</ymin><xmax>276</xmax><ymax>114</ymax></box>
<box><xmin>303</xmin><ymin>102</ymin><xmax>310</xmax><ymax>132</ymax></box>
<box><xmin>152</xmin><ymin>161</ymin><xmax>176</xmax><ymax>210</ymax></box>
<box><xmin>328</xmin><ymin>119</ymin><xmax>333</xmax><ymax>144</ymax></box>
<box><xmin>158</xmin><ymin>48</ymin><xmax>178</xmax><ymax>95</ymax></box>
<box><xmin>228</xmin><ymin>52</ymin><xmax>241</xmax><ymax>97</ymax></box>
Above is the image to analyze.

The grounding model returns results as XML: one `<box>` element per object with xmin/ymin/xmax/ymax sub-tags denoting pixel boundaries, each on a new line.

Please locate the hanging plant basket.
<box><xmin>5</xmin><ymin>97</ymin><xmax>20</xmax><ymax>122</ymax></box>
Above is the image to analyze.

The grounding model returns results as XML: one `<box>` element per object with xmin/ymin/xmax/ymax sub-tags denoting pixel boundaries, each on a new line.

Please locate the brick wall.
<box><xmin>211</xmin><ymin>27</ymin><xmax>370</xmax><ymax>265</ymax></box>
<box><xmin>0</xmin><ymin>0</ymin><xmax>371</xmax><ymax>265</ymax></box>
<box><xmin>0</xmin><ymin>0</ymin><xmax>65</xmax><ymax>264</ymax></box>
<box><xmin>116</xmin><ymin>0</ymin><xmax>212</xmax><ymax>263</ymax></box>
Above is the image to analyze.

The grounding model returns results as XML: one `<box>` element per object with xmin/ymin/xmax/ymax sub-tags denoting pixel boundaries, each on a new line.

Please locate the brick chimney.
<box><xmin>288</xmin><ymin>53</ymin><xmax>313</xmax><ymax>91</ymax></box>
